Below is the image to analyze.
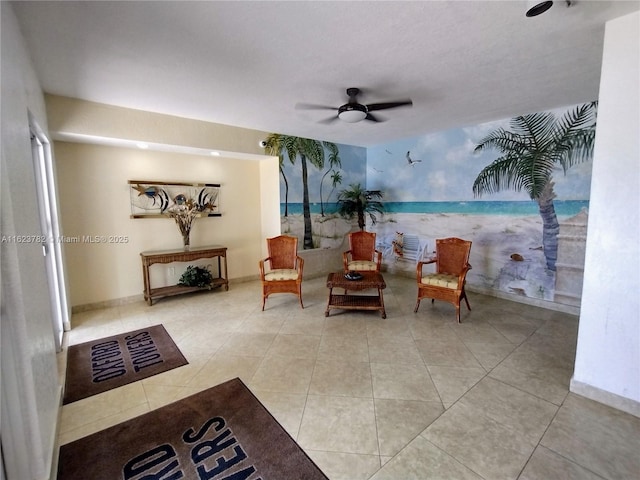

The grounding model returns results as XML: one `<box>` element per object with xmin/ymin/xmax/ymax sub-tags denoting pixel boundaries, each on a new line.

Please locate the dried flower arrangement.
<box><xmin>167</xmin><ymin>198</ymin><xmax>206</xmax><ymax>248</ymax></box>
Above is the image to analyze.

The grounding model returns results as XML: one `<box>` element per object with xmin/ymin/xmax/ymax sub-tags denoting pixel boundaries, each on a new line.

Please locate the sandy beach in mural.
<box><xmin>282</xmin><ymin>211</ymin><xmax>563</xmax><ymax>302</ymax></box>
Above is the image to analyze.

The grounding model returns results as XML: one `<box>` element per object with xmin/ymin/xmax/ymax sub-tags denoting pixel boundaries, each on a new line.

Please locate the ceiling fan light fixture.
<box><xmin>338</xmin><ymin>104</ymin><xmax>367</xmax><ymax>123</ymax></box>
<box><xmin>526</xmin><ymin>0</ymin><xmax>553</xmax><ymax>17</ymax></box>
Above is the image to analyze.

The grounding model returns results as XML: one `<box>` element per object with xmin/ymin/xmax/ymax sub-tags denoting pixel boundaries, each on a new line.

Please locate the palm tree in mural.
<box><xmin>327</xmin><ymin>170</ymin><xmax>343</xmax><ymax>211</ymax></box>
<box><xmin>264</xmin><ymin>133</ymin><xmax>339</xmax><ymax>249</ymax></box>
<box><xmin>319</xmin><ymin>143</ymin><xmax>341</xmax><ymax>216</ymax></box>
<box><xmin>473</xmin><ymin>102</ymin><xmax>597</xmax><ymax>271</ymax></box>
<box><xmin>336</xmin><ymin>183</ymin><xmax>385</xmax><ymax>231</ymax></box>
<box><xmin>263</xmin><ymin>134</ymin><xmax>291</xmax><ymax>217</ymax></box>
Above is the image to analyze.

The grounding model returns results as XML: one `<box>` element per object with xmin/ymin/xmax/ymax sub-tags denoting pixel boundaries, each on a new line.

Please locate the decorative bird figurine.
<box><xmin>406</xmin><ymin>151</ymin><xmax>423</xmax><ymax>166</ymax></box>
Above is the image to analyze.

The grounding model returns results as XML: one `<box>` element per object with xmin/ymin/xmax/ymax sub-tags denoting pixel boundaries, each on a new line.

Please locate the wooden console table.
<box><xmin>140</xmin><ymin>245</ymin><xmax>228</xmax><ymax>305</ymax></box>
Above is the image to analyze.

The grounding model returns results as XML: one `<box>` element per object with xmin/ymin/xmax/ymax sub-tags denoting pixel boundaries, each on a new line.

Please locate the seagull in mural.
<box><xmin>406</xmin><ymin>151</ymin><xmax>423</xmax><ymax>166</ymax></box>
<box><xmin>371</xmin><ymin>167</ymin><xmax>384</xmax><ymax>173</ymax></box>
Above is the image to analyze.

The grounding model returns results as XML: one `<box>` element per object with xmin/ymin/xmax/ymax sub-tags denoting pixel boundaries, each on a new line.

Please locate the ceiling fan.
<box><xmin>295</xmin><ymin>87</ymin><xmax>413</xmax><ymax>124</ymax></box>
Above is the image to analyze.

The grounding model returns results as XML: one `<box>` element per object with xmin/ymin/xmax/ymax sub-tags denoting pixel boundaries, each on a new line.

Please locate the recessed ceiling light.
<box><xmin>210</xmin><ymin>151</ymin><xmax>220</xmax><ymax>156</ymax></box>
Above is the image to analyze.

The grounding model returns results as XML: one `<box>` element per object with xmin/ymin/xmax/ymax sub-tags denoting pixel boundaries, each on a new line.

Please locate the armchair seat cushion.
<box><xmin>265</xmin><ymin>269</ymin><xmax>299</xmax><ymax>281</ymax></box>
<box><xmin>420</xmin><ymin>273</ymin><xmax>458</xmax><ymax>289</ymax></box>
<box><xmin>347</xmin><ymin>260</ymin><xmax>378</xmax><ymax>271</ymax></box>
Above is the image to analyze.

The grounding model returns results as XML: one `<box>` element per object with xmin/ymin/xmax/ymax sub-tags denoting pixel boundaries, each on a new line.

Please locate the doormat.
<box><xmin>57</xmin><ymin>377</ymin><xmax>328</xmax><ymax>480</ymax></box>
<box><xmin>63</xmin><ymin>324</ymin><xmax>188</xmax><ymax>404</ymax></box>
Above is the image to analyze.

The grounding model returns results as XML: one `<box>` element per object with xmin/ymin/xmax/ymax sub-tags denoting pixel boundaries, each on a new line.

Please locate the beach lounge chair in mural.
<box><xmin>259</xmin><ymin>235</ymin><xmax>304</xmax><ymax>310</ymax></box>
<box><xmin>343</xmin><ymin>231</ymin><xmax>382</xmax><ymax>272</ymax></box>
<box><xmin>393</xmin><ymin>233</ymin><xmax>429</xmax><ymax>263</ymax></box>
<box><xmin>415</xmin><ymin>237</ymin><xmax>472</xmax><ymax>323</ymax></box>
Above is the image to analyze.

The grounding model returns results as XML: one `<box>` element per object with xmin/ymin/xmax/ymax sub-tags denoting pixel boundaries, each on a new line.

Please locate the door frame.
<box><xmin>30</xmin><ymin>117</ymin><xmax>70</xmax><ymax>350</ymax></box>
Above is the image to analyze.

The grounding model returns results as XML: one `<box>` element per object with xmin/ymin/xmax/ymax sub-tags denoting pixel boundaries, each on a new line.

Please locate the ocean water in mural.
<box><xmin>282</xmin><ymin>200</ymin><xmax>588</xmax><ymax>217</ymax></box>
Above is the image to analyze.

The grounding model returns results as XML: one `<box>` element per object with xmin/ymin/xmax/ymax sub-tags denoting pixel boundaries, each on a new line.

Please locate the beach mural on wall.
<box><xmin>275</xmin><ymin>102</ymin><xmax>595</xmax><ymax>307</ymax></box>
<box><xmin>367</xmin><ymin>102</ymin><xmax>596</xmax><ymax>306</ymax></box>
<box><xmin>275</xmin><ymin>139</ymin><xmax>368</xmax><ymax>249</ymax></box>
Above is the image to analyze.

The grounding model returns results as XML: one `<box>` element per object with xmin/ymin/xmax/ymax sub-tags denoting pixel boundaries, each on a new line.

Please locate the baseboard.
<box><xmin>70</xmin><ymin>276</ymin><xmax>260</xmax><ymax>313</ymax></box>
<box><xmin>48</xmin><ymin>383</ymin><xmax>64</xmax><ymax>480</ymax></box>
<box><xmin>71</xmin><ymin>294</ymin><xmax>143</xmax><ymax>313</ymax></box>
<box><xmin>570</xmin><ymin>377</ymin><xmax>640</xmax><ymax>418</ymax></box>
<box><xmin>468</xmin><ymin>285</ymin><xmax>580</xmax><ymax>316</ymax></box>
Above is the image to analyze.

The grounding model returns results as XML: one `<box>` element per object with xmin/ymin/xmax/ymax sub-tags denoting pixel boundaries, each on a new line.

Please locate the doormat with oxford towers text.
<box><xmin>57</xmin><ymin>378</ymin><xmax>328</xmax><ymax>480</ymax></box>
<box><xmin>63</xmin><ymin>324</ymin><xmax>188</xmax><ymax>404</ymax></box>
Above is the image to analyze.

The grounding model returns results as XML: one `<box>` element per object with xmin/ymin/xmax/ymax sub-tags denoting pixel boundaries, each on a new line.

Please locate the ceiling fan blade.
<box><xmin>295</xmin><ymin>102</ymin><xmax>337</xmax><ymax>111</ymax></box>
<box><xmin>319</xmin><ymin>115</ymin><xmax>340</xmax><ymax>124</ymax></box>
<box><xmin>366</xmin><ymin>99</ymin><xmax>413</xmax><ymax>111</ymax></box>
<box><xmin>365</xmin><ymin>113</ymin><xmax>383</xmax><ymax>122</ymax></box>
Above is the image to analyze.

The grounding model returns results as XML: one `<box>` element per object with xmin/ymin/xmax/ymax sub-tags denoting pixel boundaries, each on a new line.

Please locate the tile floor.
<box><xmin>56</xmin><ymin>275</ymin><xmax>640</xmax><ymax>479</ymax></box>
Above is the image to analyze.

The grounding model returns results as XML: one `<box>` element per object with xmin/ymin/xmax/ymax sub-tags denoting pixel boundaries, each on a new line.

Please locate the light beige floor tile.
<box><xmin>175</xmin><ymin>328</ymin><xmax>231</xmax><ymax>358</ymax></box>
<box><xmin>489</xmin><ymin>362</ymin><xmax>570</xmax><ymax>406</ymax></box>
<box><xmin>536</xmin><ymin>314</ymin><xmax>579</xmax><ymax>337</ymax></box>
<box><xmin>141</xmin><ymin>359</ymin><xmax>207</xmax><ymax>387</ymax></box>
<box><xmin>423</xmin><ymin>401</ymin><xmax>537</xmax><ymax>480</ymax></box>
<box><xmin>519</xmin><ymin>446</ymin><xmax>606</xmax><ymax>480</ymax></box>
<box><xmin>59</xmin><ymin>382</ymin><xmax>147</xmax><ymax>433</ymax></box>
<box><xmin>427</xmin><ymin>366</ymin><xmax>486</xmax><ymax>406</ymax></box>
<box><xmin>298</xmin><ymin>395</ymin><xmax>378</xmax><ymax>454</ymax></box>
<box><xmin>141</xmin><ymin>384</ymin><xmax>185</xmax><ymax>410</ymax></box>
<box><xmin>250</xmin><ymin>390</ymin><xmax>307</xmax><ymax>439</ymax></box>
<box><xmin>249</xmin><ymin>355</ymin><xmax>316</xmax><ymax>393</ymax></box>
<box><xmin>464</xmin><ymin>341</ymin><xmax>516</xmax><ymax>370</ymax></box>
<box><xmin>452</xmin><ymin>321</ymin><xmax>512</xmax><ymax>344</ymax></box>
<box><xmin>370</xmin><ymin>436</ymin><xmax>483</xmax><ymax>480</ymax></box>
<box><xmin>368</xmin><ymin>335</ymin><xmax>423</xmax><ymax>364</ymax></box>
<box><xmin>216</xmin><ymin>331</ymin><xmax>276</xmax><ymax>356</ymax></box>
<box><xmin>58</xmin><ymin>403</ymin><xmax>150</xmax><ymax>446</ymax></box>
<box><xmin>317</xmin><ymin>334</ymin><xmax>370</xmax><ymax>362</ymax></box>
<box><xmin>458</xmin><ymin>377</ymin><xmax>558</xmax><ymax>442</ymax></box>
<box><xmin>309</xmin><ymin>358</ymin><xmax>373</xmax><ymax>397</ymax></box>
<box><xmin>279</xmin><ymin>314</ymin><xmax>326</xmax><ymax>335</ymax></box>
<box><xmin>186</xmin><ymin>354</ymin><xmax>262</xmax><ymax>387</ymax></box>
<box><xmin>374</xmin><ymin>398</ymin><xmax>444</xmax><ymax>457</ymax></box>
<box><xmin>415</xmin><ymin>339</ymin><xmax>483</xmax><ymax>368</ymax></box>
<box><xmin>415</xmin><ymin>300</ymin><xmax>469</xmax><ymax>323</ymax></box>
<box><xmin>371</xmin><ymin>362</ymin><xmax>440</xmax><ymax>401</ymax></box>
<box><xmin>366</xmin><ymin>316</ymin><xmax>413</xmax><ymax>339</ymax></box>
<box><xmin>323</xmin><ymin>315</ymin><xmax>368</xmax><ymax>336</ymax></box>
<box><xmin>266</xmin><ymin>333</ymin><xmax>321</xmax><ymax>359</ymax></box>
<box><xmin>238</xmin><ymin>311</ymin><xmax>288</xmax><ymax>333</ymax></box>
<box><xmin>487</xmin><ymin>320</ymin><xmax>539</xmax><ymax>344</ymax></box>
<box><xmin>306</xmin><ymin>451</ymin><xmax>380</xmax><ymax>480</ymax></box>
<box><xmin>541</xmin><ymin>393</ymin><xmax>640</xmax><ymax>480</ymax></box>
<box><xmin>408</xmin><ymin>320</ymin><xmax>460</xmax><ymax>343</ymax></box>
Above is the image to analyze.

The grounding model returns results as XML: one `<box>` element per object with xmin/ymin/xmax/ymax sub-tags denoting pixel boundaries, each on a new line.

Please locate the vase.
<box><xmin>182</xmin><ymin>232</ymin><xmax>190</xmax><ymax>251</ymax></box>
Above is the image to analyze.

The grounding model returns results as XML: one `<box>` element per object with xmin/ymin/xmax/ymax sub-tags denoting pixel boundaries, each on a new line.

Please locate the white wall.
<box><xmin>572</xmin><ymin>11</ymin><xmax>640</xmax><ymax>416</ymax></box>
<box><xmin>46</xmin><ymin>97</ymin><xmax>279</xmax><ymax>308</ymax></box>
<box><xmin>1</xmin><ymin>4</ymin><xmax>61</xmax><ymax>478</ymax></box>
<box><xmin>55</xmin><ymin>141</ymin><xmax>277</xmax><ymax>307</ymax></box>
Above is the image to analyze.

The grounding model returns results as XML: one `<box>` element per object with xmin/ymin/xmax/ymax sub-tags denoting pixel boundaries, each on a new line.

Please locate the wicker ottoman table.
<box><xmin>325</xmin><ymin>271</ymin><xmax>387</xmax><ymax>318</ymax></box>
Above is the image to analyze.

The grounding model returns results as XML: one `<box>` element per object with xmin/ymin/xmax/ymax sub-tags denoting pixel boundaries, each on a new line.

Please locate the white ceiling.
<box><xmin>11</xmin><ymin>1</ymin><xmax>640</xmax><ymax>147</ymax></box>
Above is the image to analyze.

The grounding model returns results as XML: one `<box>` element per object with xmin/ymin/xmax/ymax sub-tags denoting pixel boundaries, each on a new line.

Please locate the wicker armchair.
<box><xmin>259</xmin><ymin>235</ymin><xmax>304</xmax><ymax>310</ymax></box>
<box><xmin>343</xmin><ymin>231</ymin><xmax>382</xmax><ymax>272</ymax></box>
<box><xmin>415</xmin><ymin>237</ymin><xmax>472</xmax><ymax>323</ymax></box>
